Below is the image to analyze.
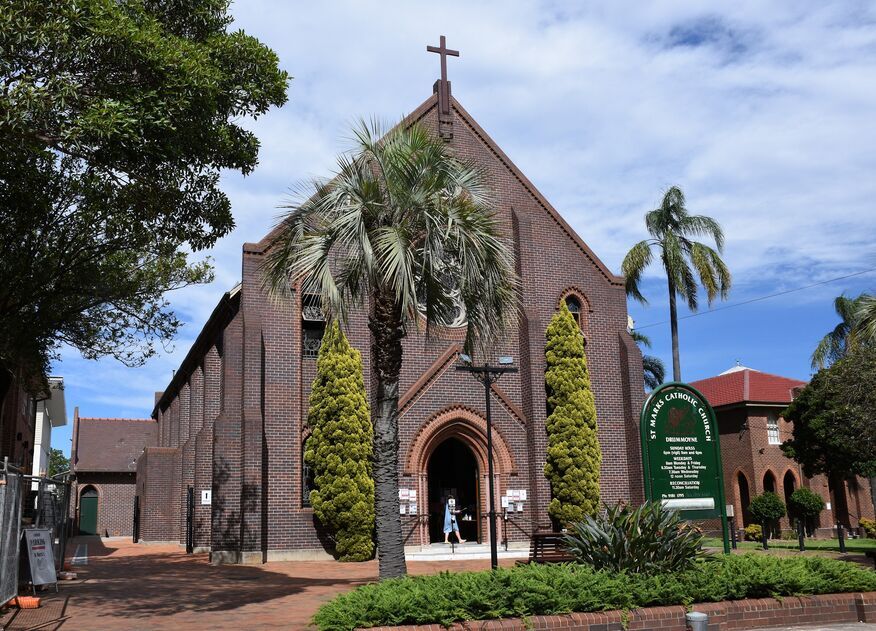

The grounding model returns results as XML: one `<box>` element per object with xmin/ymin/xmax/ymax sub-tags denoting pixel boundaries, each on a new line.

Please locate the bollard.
<box><xmin>797</xmin><ymin>518</ymin><xmax>805</xmax><ymax>552</ymax></box>
<box><xmin>730</xmin><ymin>518</ymin><xmax>737</xmax><ymax>550</ymax></box>
<box><xmin>762</xmin><ymin>520</ymin><xmax>769</xmax><ymax>550</ymax></box>
<box><xmin>686</xmin><ymin>611</ymin><xmax>708</xmax><ymax>631</ymax></box>
<box><xmin>837</xmin><ymin>523</ymin><xmax>846</xmax><ymax>553</ymax></box>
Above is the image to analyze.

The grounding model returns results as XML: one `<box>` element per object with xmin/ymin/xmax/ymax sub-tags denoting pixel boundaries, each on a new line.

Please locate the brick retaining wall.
<box><xmin>363</xmin><ymin>591</ymin><xmax>876</xmax><ymax>630</ymax></box>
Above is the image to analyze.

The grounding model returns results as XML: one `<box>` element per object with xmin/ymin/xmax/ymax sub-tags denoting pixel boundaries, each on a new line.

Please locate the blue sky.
<box><xmin>50</xmin><ymin>1</ymin><xmax>876</xmax><ymax>456</ymax></box>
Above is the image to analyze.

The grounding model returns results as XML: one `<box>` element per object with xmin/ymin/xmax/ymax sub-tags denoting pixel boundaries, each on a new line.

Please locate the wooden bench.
<box><xmin>519</xmin><ymin>532</ymin><xmax>576</xmax><ymax>564</ymax></box>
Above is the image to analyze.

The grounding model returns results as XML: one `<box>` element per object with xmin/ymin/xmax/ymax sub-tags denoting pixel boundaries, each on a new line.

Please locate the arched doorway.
<box><xmin>427</xmin><ymin>437</ymin><xmax>479</xmax><ymax>543</ymax></box>
<box><xmin>763</xmin><ymin>471</ymin><xmax>776</xmax><ymax>494</ymax></box>
<box><xmin>79</xmin><ymin>486</ymin><xmax>98</xmax><ymax>535</ymax></box>
<box><xmin>737</xmin><ymin>472</ymin><xmax>751</xmax><ymax>526</ymax></box>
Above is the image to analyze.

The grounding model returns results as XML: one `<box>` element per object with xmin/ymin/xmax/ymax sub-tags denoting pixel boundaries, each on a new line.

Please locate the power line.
<box><xmin>633</xmin><ymin>268</ymin><xmax>876</xmax><ymax>331</ymax></box>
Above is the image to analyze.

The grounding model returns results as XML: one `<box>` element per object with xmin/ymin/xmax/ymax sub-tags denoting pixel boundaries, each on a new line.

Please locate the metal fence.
<box><xmin>0</xmin><ymin>458</ymin><xmax>72</xmax><ymax>602</ymax></box>
<box><xmin>0</xmin><ymin>462</ymin><xmax>23</xmax><ymax>605</ymax></box>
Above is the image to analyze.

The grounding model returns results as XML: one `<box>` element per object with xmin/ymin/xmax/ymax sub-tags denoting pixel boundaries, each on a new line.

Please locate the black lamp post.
<box><xmin>456</xmin><ymin>354</ymin><xmax>517</xmax><ymax>570</ymax></box>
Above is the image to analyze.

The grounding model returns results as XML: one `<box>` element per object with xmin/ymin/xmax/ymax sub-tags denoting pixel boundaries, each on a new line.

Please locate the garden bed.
<box><xmin>313</xmin><ymin>555</ymin><xmax>876</xmax><ymax>630</ymax></box>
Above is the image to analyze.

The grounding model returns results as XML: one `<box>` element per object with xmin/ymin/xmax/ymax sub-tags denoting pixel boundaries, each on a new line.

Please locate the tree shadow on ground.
<box><xmin>55</xmin><ymin>550</ymin><xmax>369</xmax><ymax>620</ymax></box>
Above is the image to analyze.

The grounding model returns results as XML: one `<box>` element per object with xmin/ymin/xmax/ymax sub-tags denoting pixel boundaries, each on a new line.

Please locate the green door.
<box><xmin>79</xmin><ymin>488</ymin><xmax>98</xmax><ymax>535</ymax></box>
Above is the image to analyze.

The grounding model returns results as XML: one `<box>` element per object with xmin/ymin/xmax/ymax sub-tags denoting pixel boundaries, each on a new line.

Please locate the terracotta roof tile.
<box><xmin>690</xmin><ymin>369</ymin><xmax>807</xmax><ymax>408</ymax></box>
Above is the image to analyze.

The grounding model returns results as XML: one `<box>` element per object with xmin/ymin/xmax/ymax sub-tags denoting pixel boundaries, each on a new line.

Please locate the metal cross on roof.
<box><xmin>427</xmin><ymin>35</ymin><xmax>459</xmax><ymax>85</ymax></box>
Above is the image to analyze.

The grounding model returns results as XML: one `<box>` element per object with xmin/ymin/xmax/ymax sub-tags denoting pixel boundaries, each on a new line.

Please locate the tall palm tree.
<box><xmin>622</xmin><ymin>186</ymin><xmax>731</xmax><ymax>382</ymax></box>
<box><xmin>630</xmin><ymin>330</ymin><xmax>665</xmax><ymax>390</ymax></box>
<box><xmin>264</xmin><ymin>119</ymin><xmax>518</xmax><ymax>579</ymax></box>
<box><xmin>811</xmin><ymin>292</ymin><xmax>874</xmax><ymax>369</ymax></box>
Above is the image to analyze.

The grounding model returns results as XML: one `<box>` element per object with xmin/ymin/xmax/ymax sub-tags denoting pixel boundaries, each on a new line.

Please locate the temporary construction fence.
<box><xmin>0</xmin><ymin>458</ymin><xmax>72</xmax><ymax>604</ymax></box>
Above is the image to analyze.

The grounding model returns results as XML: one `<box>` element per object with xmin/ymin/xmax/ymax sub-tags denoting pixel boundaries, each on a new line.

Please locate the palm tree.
<box><xmin>857</xmin><ymin>294</ymin><xmax>876</xmax><ymax>345</ymax></box>
<box><xmin>811</xmin><ymin>293</ymin><xmax>873</xmax><ymax>369</ymax></box>
<box><xmin>622</xmin><ymin>186</ymin><xmax>731</xmax><ymax>382</ymax></box>
<box><xmin>264</xmin><ymin>119</ymin><xmax>518</xmax><ymax>579</ymax></box>
<box><xmin>630</xmin><ymin>330</ymin><xmax>665</xmax><ymax>390</ymax></box>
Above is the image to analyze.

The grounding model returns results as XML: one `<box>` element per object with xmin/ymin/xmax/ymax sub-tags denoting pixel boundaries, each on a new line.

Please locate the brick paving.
<box><xmin>0</xmin><ymin>537</ymin><xmax>511</xmax><ymax>630</ymax></box>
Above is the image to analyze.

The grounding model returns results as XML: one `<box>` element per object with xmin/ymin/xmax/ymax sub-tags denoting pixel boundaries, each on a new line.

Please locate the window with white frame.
<box><xmin>767</xmin><ymin>413</ymin><xmax>780</xmax><ymax>445</ymax></box>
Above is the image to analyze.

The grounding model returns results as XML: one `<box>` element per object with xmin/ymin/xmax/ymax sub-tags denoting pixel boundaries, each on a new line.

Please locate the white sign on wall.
<box><xmin>201</xmin><ymin>490</ymin><xmax>212</xmax><ymax>505</ymax></box>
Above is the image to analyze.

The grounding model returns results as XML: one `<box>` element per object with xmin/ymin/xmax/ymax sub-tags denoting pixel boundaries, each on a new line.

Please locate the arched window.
<box><xmin>302</xmin><ymin>292</ymin><xmax>325</xmax><ymax>359</ymax></box>
<box><xmin>565</xmin><ymin>295</ymin><xmax>582</xmax><ymax>327</ymax></box>
<box><xmin>763</xmin><ymin>471</ymin><xmax>777</xmax><ymax>494</ymax></box>
<box><xmin>302</xmin><ymin>437</ymin><xmax>316</xmax><ymax>507</ymax></box>
<box><xmin>783</xmin><ymin>470</ymin><xmax>796</xmax><ymax>519</ymax></box>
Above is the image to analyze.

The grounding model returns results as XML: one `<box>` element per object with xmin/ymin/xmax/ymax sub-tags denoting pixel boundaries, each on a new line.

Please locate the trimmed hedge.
<box><xmin>313</xmin><ymin>555</ymin><xmax>876</xmax><ymax>630</ymax></box>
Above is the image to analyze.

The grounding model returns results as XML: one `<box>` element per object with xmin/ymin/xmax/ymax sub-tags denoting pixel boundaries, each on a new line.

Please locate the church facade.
<box><xmin>133</xmin><ymin>76</ymin><xmax>647</xmax><ymax>563</ymax></box>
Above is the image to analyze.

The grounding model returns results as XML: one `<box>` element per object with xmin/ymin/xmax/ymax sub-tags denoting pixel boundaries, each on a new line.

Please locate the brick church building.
<box><xmin>127</xmin><ymin>56</ymin><xmax>647</xmax><ymax>563</ymax></box>
<box><xmin>691</xmin><ymin>365</ymin><xmax>874</xmax><ymax>536</ymax></box>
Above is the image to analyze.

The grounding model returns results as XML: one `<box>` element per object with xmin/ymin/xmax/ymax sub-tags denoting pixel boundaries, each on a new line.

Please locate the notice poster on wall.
<box><xmin>23</xmin><ymin>528</ymin><xmax>56</xmax><ymax>586</ymax></box>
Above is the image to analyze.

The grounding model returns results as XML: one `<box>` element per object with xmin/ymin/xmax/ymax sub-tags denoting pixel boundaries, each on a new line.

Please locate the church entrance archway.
<box><xmin>427</xmin><ymin>437</ymin><xmax>480</xmax><ymax>543</ymax></box>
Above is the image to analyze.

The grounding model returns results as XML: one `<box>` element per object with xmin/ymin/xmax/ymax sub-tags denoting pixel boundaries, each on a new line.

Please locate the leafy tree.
<box><xmin>788</xmin><ymin>487</ymin><xmax>825</xmax><ymax>536</ymax></box>
<box><xmin>630</xmin><ymin>330</ymin><xmax>665</xmax><ymax>390</ymax></box>
<box><xmin>0</xmin><ymin>0</ymin><xmax>288</xmax><ymax>393</ymax></box>
<box><xmin>622</xmin><ymin>186</ymin><xmax>731</xmax><ymax>381</ymax></box>
<box><xmin>544</xmin><ymin>301</ymin><xmax>600</xmax><ymax>527</ymax></box>
<box><xmin>811</xmin><ymin>293</ymin><xmax>872</xmax><ymax>370</ymax></box>
<box><xmin>47</xmin><ymin>448</ymin><xmax>69</xmax><ymax>477</ymax></box>
<box><xmin>306</xmin><ymin>322</ymin><xmax>374</xmax><ymax>561</ymax></box>
<box><xmin>748</xmin><ymin>492</ymin><xmax>786</xmax><ymax>539</ymax></box>
<box><xmin>264</xmin><ymin>120</ymin><xmax>518</xmax><ymax>579</ymax></box>
<box><xmin>783</xmin><ymin>346</ymin><xmax>876</xmax><ymax>511</ymax></box>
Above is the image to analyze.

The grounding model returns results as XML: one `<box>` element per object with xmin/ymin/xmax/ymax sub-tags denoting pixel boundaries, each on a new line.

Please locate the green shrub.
<box><xmin>748</xmin><ymin>492</ymin><xmax>786</xmax><ymax>539</ymax></box>
<box><xmin>744</xmin><ymin>524</ymin><xmax>763</xmax><ymax>542</ymax></box>
<box><xmin>562</xmin><ymin>501</ymin><xmax>708</xmax><ymax>575</ymax></box>
<box><xmin>544</xmin><ymin>301</ymin><xmax>601</xmax><ymax>527</ymax></box>
<box><xmin>788</xmin><ymin>488</ymin><xmax>825</xmax><ymax>519</ymax></box>
<box><xmin>313</xmin><ymin>555</ymin><xmax>876</xmax><ymax>630</ymax></box>
<box><xmin>306</xmin><ymin>321</ymin><xmax>374</xmax><ymax>561</ymax></box>
<box><xmin>861</xmin><ymin>517</ymin><xmax>876</xmax><ymax>538</ymax></box>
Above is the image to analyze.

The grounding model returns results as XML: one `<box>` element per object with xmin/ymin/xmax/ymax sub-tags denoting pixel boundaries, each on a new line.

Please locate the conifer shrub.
<box><xmin>313</xmin><ymin>554</ymin><xmax>876</xmax><ymax>630</ymax></box>
<box><xmin>306</xmin><ymin>322</ymin><xmax>375</xmax><ymax>561</ymax></box>
<box><xmin>544</xmin><ymin>301</ymin><xmax>600</xmax><ymax>527</ymax></box>
<box><xmin>562</xmin><ymin>501</ymin><xmax>708</xmax><ymax>574</ymax></box>
<box><xmin>744</xmin><ymin>524</ymin><xmax>763</xmax><ymax>542</ymax></box>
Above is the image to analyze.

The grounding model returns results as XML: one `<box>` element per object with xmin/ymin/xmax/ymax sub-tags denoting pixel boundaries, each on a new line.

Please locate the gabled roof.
<box><xmin>690</xmin><ymin>367</ymin><xmax>807</xmax><ymax>409</ymax></box>
<box><xmin>252</xmin><ymin>92</ymin><xmax>623</xmax><ymax>286</ymax></box>
<box><xmin>73</xmin><ymin>416</ymin><xmax>158</xmax><ymax>473</ymax></box>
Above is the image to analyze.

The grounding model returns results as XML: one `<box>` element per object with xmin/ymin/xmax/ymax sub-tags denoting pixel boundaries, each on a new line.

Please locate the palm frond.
<box><xmin>855</xmin><ymin>294</ymin><xmax>876</xmax><ymax>345</ymax></box>
<box><xmin>622</xmin><ymin>240</ymin><xmax>654</xmax><ymax>304</ymax></box>
<box><xmin>680</xmin><ymin>214</ymin><xmax>725</xmax><ymax>252</ymax></box>
<box><xmin>629</xmin><ymin>330</ymin><xmax>652</xmax><ymax>348</ymax></box>
<box><xmin>642</xmin><ymin>355</ymin><xmax>666</xmax><ymax>390</ymax></box>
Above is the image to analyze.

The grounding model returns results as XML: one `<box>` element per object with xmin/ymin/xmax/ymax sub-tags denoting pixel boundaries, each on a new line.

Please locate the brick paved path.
<box><xmin>0</xmin><ymin>537</ymin><xmax>507</xmax><ymax>630</ymax></box>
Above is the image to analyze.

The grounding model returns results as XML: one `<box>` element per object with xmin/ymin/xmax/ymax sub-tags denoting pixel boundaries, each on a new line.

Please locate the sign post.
<box><xmin>23</xmin><ymin>528</ymin><xmax>58</xmax><ymax>593</ymax></box>
<box><xmin>640</xmin><ymin>382</ymin><xmax>730</xmax><ymax>554</ymax></box>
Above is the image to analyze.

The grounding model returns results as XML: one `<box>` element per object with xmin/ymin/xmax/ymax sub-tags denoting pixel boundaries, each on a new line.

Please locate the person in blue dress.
<box><xmin>443</xmin><ymin>496</ymin><xmax>466</xmax><ymax>544</ymax></box>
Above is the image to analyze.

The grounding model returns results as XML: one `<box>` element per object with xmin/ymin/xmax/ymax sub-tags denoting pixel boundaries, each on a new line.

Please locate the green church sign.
<box><xmin>640</xmin><ymin>382</ymin><xmax>730</xmax><ymax>553</ymax></box>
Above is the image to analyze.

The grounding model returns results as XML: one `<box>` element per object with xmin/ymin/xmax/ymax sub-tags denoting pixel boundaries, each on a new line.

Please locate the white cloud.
<box><xmin>52</xmin><ymin>0</ymin><xmax>876</xmax><ymax>435</ymax></box>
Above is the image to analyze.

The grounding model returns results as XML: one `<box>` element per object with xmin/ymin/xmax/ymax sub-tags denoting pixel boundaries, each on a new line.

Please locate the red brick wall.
<box><xmin>0</xmin><ymin>376</ymin><xmax>36</xmax><ymax>469</ymax></box>
<box><xmin>370</xmin><ymin>591</ymin><xmax>876</xmax><ymax>630</ymax></box>
<box><xmin>716</xmin><ymin>405</ymin><xmax>874</xmax><ymax>534</ymax></box>
<box><xmin>135</xmin><ymin>447</ymin><xmax>180</xmax><ymax>542</ymax></box>
<box><xmin>73</xmin><ymin>472</ymin><xmax>136</xmax><ymax>537</ymax></box>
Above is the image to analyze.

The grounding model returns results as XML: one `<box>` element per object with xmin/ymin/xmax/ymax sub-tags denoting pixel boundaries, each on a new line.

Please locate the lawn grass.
<box><xmin>703</xmin><ymin>536</ymin><xmax>876</xmax><ymax>553</ymax></box>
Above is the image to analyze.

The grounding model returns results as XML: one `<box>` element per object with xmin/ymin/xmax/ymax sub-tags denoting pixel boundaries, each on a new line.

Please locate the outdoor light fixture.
<box><xmin>455</xmin><ymin>356</ymin><xmax>518</xmax><ymax>570</ymax></box>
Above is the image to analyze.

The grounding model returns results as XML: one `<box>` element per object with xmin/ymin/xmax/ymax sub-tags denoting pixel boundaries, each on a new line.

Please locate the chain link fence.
<box><xmin>0</xmin><ymin>458</ymin><xmax>72</xmax><ymax>603</ymax></box>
